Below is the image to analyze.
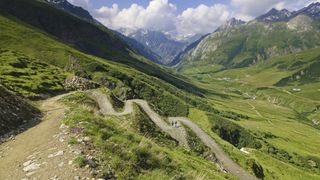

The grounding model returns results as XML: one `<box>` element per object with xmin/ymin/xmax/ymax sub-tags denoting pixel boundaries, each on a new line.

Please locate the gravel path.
<box><xmin>0</xmin><ymin>93</ymin><xmax>91</xmax><ymax>180</ymax></box>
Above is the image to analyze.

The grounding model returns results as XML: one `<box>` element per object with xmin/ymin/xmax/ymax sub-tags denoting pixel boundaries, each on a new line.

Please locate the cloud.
<box><xmin>93</xmin><ymin>0</ymin><xmax>230</xmax><ymax>36</ymax></box>
<box><xmin>177</xmin><ymin>4</ymin><xmax>230</xmax><ymax>36</ymax></box>
<box><xmin>67</xmin><ymin>0</ymin><xmax>89</xmax><ymax>9</ymax></box>
<box><xmin>231</xmin><ymin>0</ymin><xmax>320</xmax><ymax>20</ymax></box>
<box><xmin>231</xmin><ymin>0</ymin><xmax>282</xmax><ymax>19</ymax></box>
<box><xmin>93</xmin><ymin>0</ymin><xmax>177</xmax><ymax>32</ymax></box>
<box><xmin>90</xmin><ymin>0</ymin><xmax>320</xmax><ymax>37</ymax></box>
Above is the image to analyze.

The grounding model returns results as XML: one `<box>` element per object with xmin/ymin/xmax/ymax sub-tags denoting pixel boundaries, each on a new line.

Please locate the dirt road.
<box><xmin>0</xmin><ymin>94</ymin><xmax>90</xmax><ymax>179</ymax></box>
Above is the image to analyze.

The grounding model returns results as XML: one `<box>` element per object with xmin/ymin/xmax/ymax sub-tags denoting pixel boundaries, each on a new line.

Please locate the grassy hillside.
<box><xmin>0</xmin><ymin>49</ymin><xmax>66</xmax><ymax>98</ymax></box>
<box><xmin>0</xmin><ymin>0</ymin><xmax>203</xmax><ymax>95</ymax></box>
<box><xmin>177</xmin><ymin>20</ymin><xmax>320</xmax><ymax>73</ymax></box>
<box><xmin>175</xmin><ymin>45</ymin><xmax>320</xmax><ymax>179</ymax></box>
<box><xmin>59</xmin><ymin>91</ymin><xmax>232</xmax><ymax>179</ymax></box>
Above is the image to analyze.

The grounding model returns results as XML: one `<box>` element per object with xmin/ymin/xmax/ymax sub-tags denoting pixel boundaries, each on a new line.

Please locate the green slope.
<box><xmin>0</xmin><ymin>0</ymin><xmax>203</xmax><ymax>96</ymax></box>
<box><xmin>177</xmin><ymin>19</ymin><xmax>320</xmax><ymax>73</ymax></box>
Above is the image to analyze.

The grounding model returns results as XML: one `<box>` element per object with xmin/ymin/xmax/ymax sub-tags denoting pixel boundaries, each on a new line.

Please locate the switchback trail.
<box><xmin>91</xmin><ymin>91</ymin><xmax>257</xmax><ymax>180</ymax></box>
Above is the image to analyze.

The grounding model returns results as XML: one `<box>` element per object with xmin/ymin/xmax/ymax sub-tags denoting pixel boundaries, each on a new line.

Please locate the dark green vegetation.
<box><xmin>211</xmin><ymin>116</ymin><xmax>262</xmax><ymax>149</ymax></box>
<box><xmin>0</xmin><ymin>85</ymin><xmax>40</xmax><ymax>135</ymax></box>
<box><xmin>60</xmin><ymin>92</ymin><xmax>230</xmax><ymax>179</ymax></box>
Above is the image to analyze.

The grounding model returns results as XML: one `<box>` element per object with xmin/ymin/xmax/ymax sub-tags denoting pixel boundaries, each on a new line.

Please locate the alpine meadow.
<box><xmin>0</xmin><ymin>0</ymin><xmax>319</xmax><ymax>180</ymax></box>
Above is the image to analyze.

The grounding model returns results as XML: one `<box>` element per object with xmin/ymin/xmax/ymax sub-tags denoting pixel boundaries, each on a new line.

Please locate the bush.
<box><xmin>211</xmin><ymin>116</ymin><xmax>261</xmax><ymax>149</ymax></box>
<box><xmin>247</xmin><ymin>159</ymin><xmax>264</xmax><ymax>179</ymax></box>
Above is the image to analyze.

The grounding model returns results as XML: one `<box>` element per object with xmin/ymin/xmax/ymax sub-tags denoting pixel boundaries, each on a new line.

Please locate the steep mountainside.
<box><xmin>121</xmin><ymin>29</ymin><xmax>190</xmax><ymax>65</ymax></box>
<box><xmin>0</xmin><ymin>85</ymin><xmax>40</xmax><ymax>136</ymax></box>
<box><xmin>114</xmin><ymin>31</ymin><xmax>163</xmax><ymax>64</ymax></box>
<box><xmin>47</xmin><ymin>0</ymin><xmax>96</xmax><ymax>23</ymax></box>
<box><xmin>175</xmin><ymin>5</ymin><xmax>320</xmax><ymax>73</ymax></box>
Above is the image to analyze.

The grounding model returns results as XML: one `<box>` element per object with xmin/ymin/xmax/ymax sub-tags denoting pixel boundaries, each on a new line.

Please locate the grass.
<box><xmin>73</xmin><ymin>155</ymin><xmax>87</xmax><ymax>168</ymax></box>
<box><xmin>176</xmin><ymin>44</ymin><xmax>320</xmax><ymax>179</ymax></box>
<box><xmin>0</xmin><ymin>49</ymin><xmax>66</xmax><ymax>98</ymax></box>
<box><xmin>60</xmin><ymin>91</ymin><xmax>232</xmax><ymax>179</ymax></box>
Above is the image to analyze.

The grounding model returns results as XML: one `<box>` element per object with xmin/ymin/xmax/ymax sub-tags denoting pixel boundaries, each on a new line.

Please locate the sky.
<box><xmin>68</xmin><ymin>0</ymin><xmax>320</xmax><ymax>38</ymax></box>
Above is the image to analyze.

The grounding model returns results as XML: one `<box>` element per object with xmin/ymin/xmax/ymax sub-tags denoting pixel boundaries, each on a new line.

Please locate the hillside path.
<box><xmin>0</xmin><ymin>93</ymin><xmax>90</xmax><ymax>180</ymax></box>
<box><xmin>91</xmin><ymin>91</ymin><xmax>257</xmax><ymax>180</ymax></box>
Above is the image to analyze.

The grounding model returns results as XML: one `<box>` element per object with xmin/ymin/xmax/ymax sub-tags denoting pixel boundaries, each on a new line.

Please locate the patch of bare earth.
<box><xmin>0</xmin><ymin>94</ymin><xmax>93</xmax><ymax>180</ymax></box>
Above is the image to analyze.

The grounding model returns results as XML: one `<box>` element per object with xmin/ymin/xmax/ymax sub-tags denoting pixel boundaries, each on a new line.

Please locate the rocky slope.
<box><xmin>120</xmin><ymin>29</ymin><xmax>196</xmax><ymax>65</ymax></box>
<box><xmin>46</xmin><ymin>0</ymin><xmax>96</xmax><ymax>23</ymax></box>
<box><xmin>0</xmin><ymin>85</ymin><xmax>40</xmax><ymax>136</ymax></box>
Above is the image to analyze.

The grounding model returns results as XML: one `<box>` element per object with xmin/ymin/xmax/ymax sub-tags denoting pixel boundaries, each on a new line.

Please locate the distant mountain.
<box><xmin>113</xmin><ymin>31</ymin><xmax>162</xmax><ymax>64</ymax></box>
<box><xmin>256</xmin><ymin>8</ymin><xmax>292</xmax><ymax>22</ymax></box>
<box><xmin>174</xmin><ymin>3</ymin><xmax>320</xmax><ymax>72</ymax></box>
<box><xmin>256</xmin><ymin>2</ymin><xmax>320</xmax><ymax>23</ymax></box>
<box><xmin>46</xmin><ymin>0</ymin><xmax>96</xmax><ymax>23</ymax></box>
<box><xmin>215</xmin><ymin>18</ymin><xmax>246</xmax><ymax>32</ymax></box>
<box><xmin>170</xmin><ymin>34</ymin><xmax>209</xmax><ymax>67</ymax></box>
<box><xmin>120</xmin><ymin>29</ymin><xmax>197</xmax><ymax>65</ymax></box>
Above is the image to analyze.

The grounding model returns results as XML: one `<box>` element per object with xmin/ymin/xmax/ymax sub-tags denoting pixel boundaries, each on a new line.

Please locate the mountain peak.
<box><xmin>292</xmin><ymin>2</ymin><xmax>320</xmax><ymax>20</ymax></box>
<box><xmin>256</xmin><ymin>8</ymin><xmax>292</xmax><ymax>22</ymax></box>
<box><xmin>46</xmin><ymin>0</ymin><xmax>96</xmax><ymax>22</ymax></box>
<box><xmin>215</xmin><ymin>18</ymin><xmax>246</xmax><ymax>32</ymax></box>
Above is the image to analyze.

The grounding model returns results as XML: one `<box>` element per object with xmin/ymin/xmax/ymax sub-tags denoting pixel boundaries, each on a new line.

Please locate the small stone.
<box><xmin>23</xmin><ymin>163</ymin><xmax>40</xmax><ymax>172</ymax></box>
<box><xmin>59</xmin><ymin>138</ymin><xmax>65</xmax><ymax>142</ymax></box>
<box><xmin>23</xmin><ymin>160</ymin><xmax>33</xmax><ymax>167</ymax></box>
<box><xmin>71</xmin><ymin>148</ymin><xmax>82</xmax><ymax>155</ymax></box>
<box><xmin>83</xmin><ymin>137</ymin><xmax>91</xmax><ymax>142</ymax></box>
<box><xmin>87</xmin><ymin>159</ymin><xmax>98</xmax><ymax>168</ymax></box>
<box><xmin>60</xmin><ymin>124</ymin><xmax>68</xmax><ymax>129</ymax></box>
<box><xmin>74</xmin><ymin>176</ymin><xmax>80</xmax><ymax>180</ymax></box>
<box><xmin>68</xmin><ymin>160</ymin><xmax>73</xmax><ymax>165</ymax></box>
<box><xmin>48</xmin><ymin>150</ymin><xmax>64</xmax><ymax>158</ymax></box>
<box><xmin>58</xmin><ymin>162</ymin><xmax>64</xmax><ymax>167</ymax></box>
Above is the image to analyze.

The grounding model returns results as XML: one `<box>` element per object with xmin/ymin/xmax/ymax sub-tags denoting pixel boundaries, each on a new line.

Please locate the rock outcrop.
<box><xmin>64</xmin><ymin>76</ymin><xmax>99</xmax><ymax>91</ymax></box>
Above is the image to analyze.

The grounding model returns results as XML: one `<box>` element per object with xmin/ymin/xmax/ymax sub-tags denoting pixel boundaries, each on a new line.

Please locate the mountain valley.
<box><xmin>0</xmin><ymin>0</ymin><xmax>319</xmax><ymax>180</ymax></box>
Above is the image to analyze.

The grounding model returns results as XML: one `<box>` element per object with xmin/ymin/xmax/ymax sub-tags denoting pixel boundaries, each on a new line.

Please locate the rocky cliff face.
<box><xmin>0</xmin><ymin>85</ymin><xmax>41</xmax><ymax>136</ymax></box>
<box><xmin>256</xmin><ymin>8</ymin><xmax>292</xmax><ymax>22</ymax></box>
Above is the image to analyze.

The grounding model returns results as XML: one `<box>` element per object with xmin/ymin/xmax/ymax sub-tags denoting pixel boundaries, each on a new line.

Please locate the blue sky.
<box><xmin>68</xmin><ymin>0</ymin><xmax>319</xmax><ymax>38</ymax></box>
<box><xmin>89</xmin><ymin>0</ymin><xmax>227</xmax><ymax>13</ymax></box>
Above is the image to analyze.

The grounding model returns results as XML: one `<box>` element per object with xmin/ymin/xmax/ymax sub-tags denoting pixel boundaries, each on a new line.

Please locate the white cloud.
<box><xmin>89</xmin><ymin>0</ymin><xmax>320</xmax><ymax>37</ymax></box>
<box><xmin>231</xmin><ymin>0</ymin><xmax>320</xmax><ymax>20</ymax></box>
<box><xmin>67</xmin><ymin>0</ymin><xmax>89</xmax><ymax>9</ymax></box>
<box><xmin>177</xmin><ymin>4</ymin><xmax>230</xmax><ymax>36</ymax></box>
<box><xmin>93</xmin><ymin>0</ymin><xmax>230</xmax><ymax>37</ymax></box>
<box><xmin>231</xmin><ymin>0</ymin><xmax>282</xmax><ymax>19</ymax></box>
<box><xmin>93</xmin><ymin>0</ymin><xmax>176</xmax><ymax>32</ymax></box>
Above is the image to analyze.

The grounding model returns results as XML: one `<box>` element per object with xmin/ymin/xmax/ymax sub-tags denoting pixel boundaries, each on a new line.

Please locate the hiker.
<box><xmin>171</xmin><ymin>121</ymin><xmax>174</xmax><ymax>127</ymax></box>
<box><xmin>175</xmin><ymin>121</ymin><xmax>178</xmax><ymax>128</ymax></box>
